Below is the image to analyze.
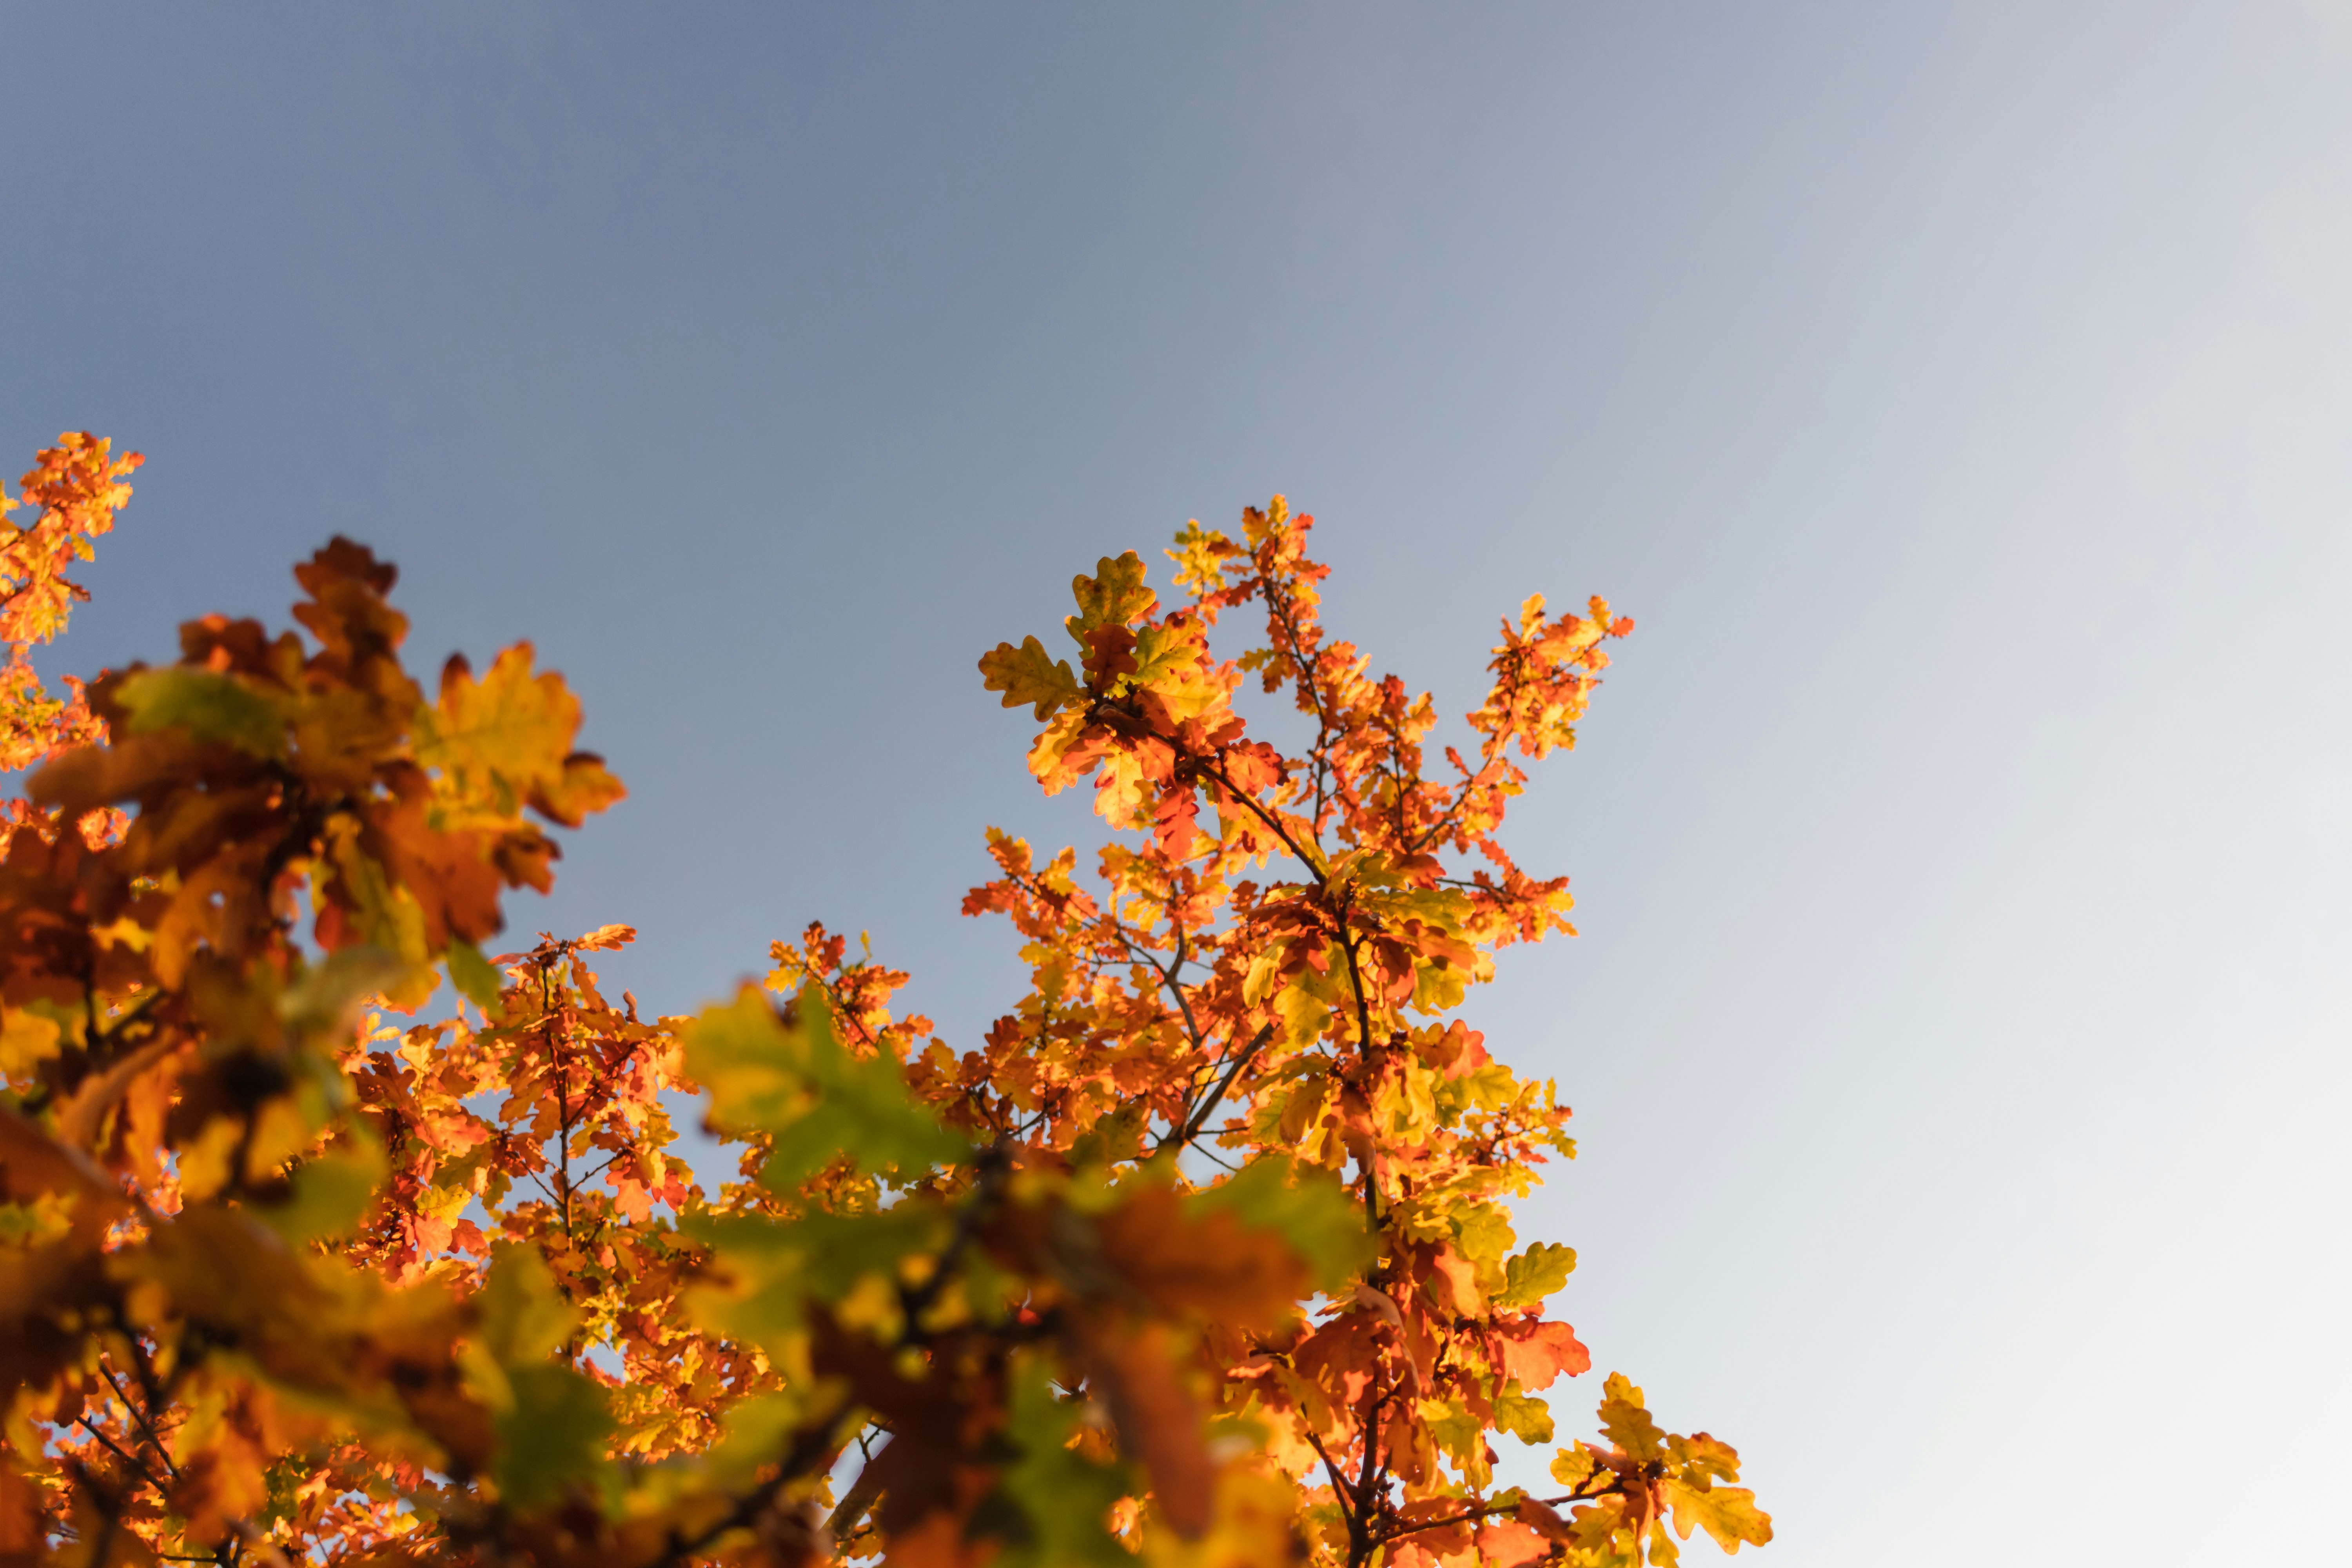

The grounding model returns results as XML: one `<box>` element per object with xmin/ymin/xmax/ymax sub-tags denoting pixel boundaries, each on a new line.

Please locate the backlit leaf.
<box><xmin>684</xmin><ymin>984</ymin><xmax>968</xmax><ymax>1187</ymax></box>
<box><xmin>981</xmin><ymin>634</ymin><xmax>1084</xmax><ymax>720</ymax></box>
<box><xmin>116</xmin><ymin>666</ymin><xmax>283</xmax><ymax>756</ymax></box>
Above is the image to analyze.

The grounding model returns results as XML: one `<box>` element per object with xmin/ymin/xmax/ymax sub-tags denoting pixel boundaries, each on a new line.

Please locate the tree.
<box><xmin>0</xmin><ymin>432</ymin><xmax>1770</xmax><ymax>1568</ymax></box>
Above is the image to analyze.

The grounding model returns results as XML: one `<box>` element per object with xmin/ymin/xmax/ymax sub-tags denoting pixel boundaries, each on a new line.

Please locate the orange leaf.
<box><xmin>1495</xmin><ymin>1317</ymin><xmax>1591</xmax><ymax>1390</ymax></box>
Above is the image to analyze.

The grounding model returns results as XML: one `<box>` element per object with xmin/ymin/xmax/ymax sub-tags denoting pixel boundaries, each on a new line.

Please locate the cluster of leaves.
<box><xmin>2</xmin><ymin>434</ymin><xmax>141</xmax><ymax>831</ymax></box>
<box><xmin>0</xmin><ymin>436</ymin><xmax>1769</xmax><ymax>1568</ymax></box>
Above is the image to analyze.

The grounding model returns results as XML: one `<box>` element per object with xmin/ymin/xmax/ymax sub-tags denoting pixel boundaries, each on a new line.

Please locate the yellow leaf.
<box><xmin>1666</xmin><ymin>1479</ymin><xmax>1773</xmax><ymax>1552</ymax></box>
<box><xmin>1493</xmin><ymin>1382</ymin><xmax>1555</xmax><ymax>1446</ymax></box>
<box><xmin>0</xmin><ymin>1007</ymin><xmax>62</xmax><ymax>1078</ymax></box>
<box><xmin>1126</xmin><ymin>623</ymin><xmax>1201</xmax><ymax>689</ymax></box>
<box><xmin>1065</xmin><ymin>550</ymin><xmax>1158</xmax><ymax>644</ymax></box>
<box><xmin>415</xmin><ymin>644</ymin><xmax>621</xmax><ymax>828</ymax></box>
<box><xmin>1143</xmin><ymin>1466</ymin><xmax>1298</xmax><ymax>1568</ymax></box>
<box><xmin>980</xmin><ymin>634</ymin><xmax>1083</xmax><ymax>720</ymax></box>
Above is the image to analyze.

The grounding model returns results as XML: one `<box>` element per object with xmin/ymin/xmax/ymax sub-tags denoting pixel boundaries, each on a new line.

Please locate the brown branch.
<box><xmin>96</xmin><ymin>1359</ymin><xmax>178</xmax><ymax>1480</ymax></box>
<box><xmin>1261</xmin><ymin>586</ymin><xmax>1342</xmax><ymax>824</ymax></box>
<box><xmin>1381</xmin><ymin>1475</ymin><xmax>1625</xmax><ymax>1544</ymax></box>
<box><xmin>75</xmin><ymin>1418</ymin><xmax>167</xmax><ymax>1499</ymax></box>
<box><xmin>1157</xmin><ymin>1024</ymin><xmax>1273</xmax><ymax>1155</ymax></box>
<box><xmin>821</xmin><ymin>1437</ymin><xmax>887</xmax><ymax>1544</ymax></box>
<box><xmin>1297</xmin><ymin>1423</ymin><xmax>1360</xmax><ymax>1537</ymax></box>
<box><xmin>1200</xmin><ymin>755</ymin><xmax>1326</xmax><ymax>886</ymax></box>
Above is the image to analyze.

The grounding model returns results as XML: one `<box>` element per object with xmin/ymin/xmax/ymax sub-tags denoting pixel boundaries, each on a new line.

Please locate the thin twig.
<box><xmin>76</xmin><ymin>1418</ymin><xmax>166</xmax><ymax>1497</ymax></box>
<box><xmin>1158</xmin><ymin>1024</ymin><xmax>1273</xmax><ymax>1154</ymax></box>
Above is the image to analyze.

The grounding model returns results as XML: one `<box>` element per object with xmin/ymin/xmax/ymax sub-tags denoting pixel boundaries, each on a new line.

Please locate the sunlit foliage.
<box><xmin>1</xmin><ymin>436</ymin><xmax>1768</xmax><ymax>1568</ymax></box>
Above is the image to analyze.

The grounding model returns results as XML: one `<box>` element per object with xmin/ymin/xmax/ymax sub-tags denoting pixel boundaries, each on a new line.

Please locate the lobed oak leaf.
<box><xmin>1453</xmin><ymin>1203</ymin><xmax>1515</xmax><ymax>1264</ymax></box>
<box><xmin>445</xmin><ymin>938</ymin><xmax>504</xmax><ymax>1011</ymax></box>
<box><xmin>1089</xmin><ymin>741</ymin><xmax>1163</xmax><ymax>829</ymax></box>
<box><xmin>475</xmin><ymin>1243</ymin><xmax>580</xmax><ymax>1367</ymax></box>
<box><xmin>249</xmin><ymin>1135</ymin><xmax>388</xmax><ymax>1246</ymax></box>
<box><xmin>1422</xmin><ymin>1244</ymin><xmax>1483</xmax><ymax>1319</ymax></box>
<box><xmin>1597</xmin><ymin>1372</ymin><xmax>1668</xmax><ymax>1466</ymax></box>
<box><xmin>980</xmin><ymin>633</ymin><xmax>1083</xmax><ymax>721</ymax></box>
<box><xmin>1471</xmin><ymin>1517</ymin><xmax>1551</xmax><ymax>1568</ymax></box>
<box><xmin>684</xmin><ymin>984</ymin><xmax>967</xmax><ymax>1189</ymax></box>
<box><xmin>0</xmin><ymin>1004</ymin><xmax>64</xmax><ymax>1078</ymax></box>
<box><xmin>1141</xmin><ymin>1465</ymin><xmax>1301</xmax><ymax>1568</ymax></box>
<box><xmin>1494</xmin><ymin>1316</ymin><xmax>1591</xmax><ymax>1390</ymax></box>
<box><xmin>1495</xmin><ymin>1241</ymin><xmax>1577</xmax><ymax>1309</ymax></box>
<box><xmin>1083</xmin><ymin>1178</ymin><xmax>1306</xmax><ymax>1330</ymax></box>
<box><xmin>1154</xmin><ymin>788</ymin><xmax>1202</xmax><ymax>860</ymax></box>
<box><xmin>416</xmin><ymin>644</ymin><xmax>621</xmax><ymax>829</ymax></box>
<box><xmin>1126</xmin><ymin>621</ymin><xmax>1203</xmax><ymax>690</ymax></box>
<box><xmin>493</xmin><ymin>1362</ymin><xmax>615</xmax><ymax>1511</ymax></box>
<box><xmin>1065</xmin><ymin>550</ymin><xmax>1158</xmax><ymax>644</ymax></box>
<box><xmin>530</xmin><ymin>750</ymin><xmax>626</xmax><ymax>828</ymax></box>
<box><xmin>1665</xmin><ymin>1478</ymin><xmax>1772</xmax><ymax>1554</ymax></box>
<box><xmin>1492</xmin><ymin>1380</ymin><xmax>1556</xmax><ymax>1445</ymax></box>
<box><xmin>1417</xmin><ymin>1394</ymin><xmax>1485</xmax><ymax>1475</ymax></box>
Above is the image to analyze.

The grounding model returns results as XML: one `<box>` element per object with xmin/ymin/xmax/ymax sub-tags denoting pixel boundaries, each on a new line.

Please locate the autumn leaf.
<box><xmin>114</xmin><ymin>666</ymin><xmax>285</xmax><ymax>757</ymax></box>
<box><xmin>415</xmin><ymin>643</ymin><xmax>623</xmax><ymax>828</ymax></box>
<box><xmin>1597</xmin><ymin>1372</ymin><xmax>1669</xmax><ymax>1466</ymax></box>
<box><xmin>1496</xmin><ymin>1240</ymin><xmax>1577</xmax><ymax>1308</ymax></box>
<box><xmin>1065</xmin><ymin>550</ymin><xmax>1158</xmax><ymax>644</ymax></box>
<box><xmin>684</xmin><ymin>983</ymin><xmax>968</xmax><ymax>1187</ymax></box>
<box><xmin>1495</xmin><ymin>1317</ymin><xmax>1592</xmax><ymax>1390</ymax></box>
<box><xmin>1191</xmin><ymin>1156</ymin><xmax>1371</xmax><ymax>1290</ymax></box>
<box><xmin>1066</xmin><ymin>1317</ymin><xmax>1215</xmax><ymax>1539</ymax></box>
<box><xmin>2</xmin><ymin>465</ymin><xmax>1757</xmax><ymax>1568</ymax></box>
<box><xmin>1666</xmin><ymin>1477</ymin><xmax>1774</xmax><ymax>1554</ymax></box>
<box><xmin>445</xmin><ymin>937</ymin><xmax>503</xmax><ymax>1011</ymax></box>
<box><xmin>981</xmin><ymin>633</ymin><xmax>1084</xmax><ymax>720</ymax></box>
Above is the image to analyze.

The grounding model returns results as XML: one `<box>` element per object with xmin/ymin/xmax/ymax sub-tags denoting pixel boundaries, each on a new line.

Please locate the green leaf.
<box><xmin>1496</xmin><ymin>1241</ymin><xmax>1577</xmax><ymax>1309</ymax></box>
<box><xmin>1493</xmin><ymin>1382</ymin><xmax>1556</xmax><ymax>1446</ymax></box>
<box><xmin>250</xmin><ymin>1136</ymin><xmax>385</xmax><ymax>1245</ymax></box>
<box><xmin>1191</xmin><ymin>1156</ymin><xmax>1371</xmax><ymax>1289</ymax></box>
<box><xmin>446</xmin><ymin>938</ymin><xmax>504</xmax><ymax>1013</ymax></box>
<box><xmin>684</xmin><ymin>1201</ymin><xmax>949</xmax><ymax>1339</ymax></box>
<box><xmin>1421</xmin><ymin>1395</ymin><xmax>1483</xmax><ymax>1468</ymax></box>
<box><xmin>684</xmin><ymin>984</ymin><xmax>968</xmax><ymax>1190</ymax></box>
<box><xmin>478</xmin><ymin>1243</ymin><xmax>579</xmax><ymax>1367</ymax></box>
<box><xmin>699</xmin><ymin>1392</ymin><xmax>811</xmax><ymax>1489</ymax></box>
<box><xmin>494</xmin><ymin>1363</ymin><xmax>614</xmax><ymax>1510</ymax></box>
<box><xmin>116</xmin><ymin>666</ymin><xmax>284</xmax><ymax>757</ymax></box>
<box><xmin>982</xmin><ymin>1353</ymin><xmax>1133</xmax><ymax>1568</ymax></box>
<box><xmin>279</xmin><ymin>946</ymin><xmax>418</xmax><ymax>1034</ymax></box>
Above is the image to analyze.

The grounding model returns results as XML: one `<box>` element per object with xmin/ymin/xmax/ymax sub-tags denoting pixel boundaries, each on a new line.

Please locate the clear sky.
<box><xmin>7</xmin><ymin>4</ymin><xmax>2348</xmax><ymax>1561</ymax></box>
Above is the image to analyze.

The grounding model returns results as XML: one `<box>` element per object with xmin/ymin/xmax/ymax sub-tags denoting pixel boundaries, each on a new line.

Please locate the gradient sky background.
<box><xmin>7</xmin><ymin>4</ymin><xmax>2349</xmax><ymax>1561</ymax></box>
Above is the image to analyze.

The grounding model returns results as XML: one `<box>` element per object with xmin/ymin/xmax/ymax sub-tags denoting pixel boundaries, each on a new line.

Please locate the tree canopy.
<box><xmin>1</xmin><ymin>433</ymin><xmax>1769</xmax><ymax>1568</ymax></box>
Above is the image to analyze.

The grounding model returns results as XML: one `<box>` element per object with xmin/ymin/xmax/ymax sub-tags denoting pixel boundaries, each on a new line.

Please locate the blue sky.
<box><xmin>8</xmin><ymin>4</ymin><xmax>2350</xmax><ymax>1560</ymax></box>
